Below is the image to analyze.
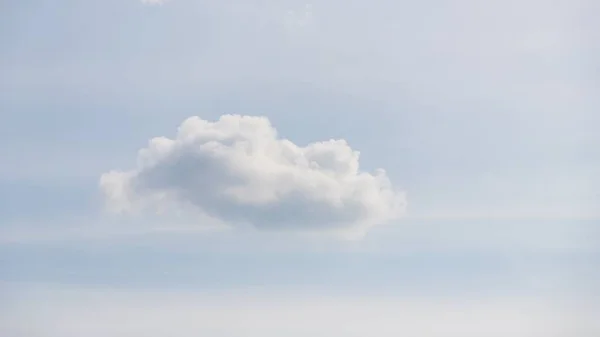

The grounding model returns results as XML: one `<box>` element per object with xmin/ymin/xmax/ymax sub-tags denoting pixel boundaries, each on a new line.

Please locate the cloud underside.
<box><xmin>100</xmin><ymin>115</ymin><xmax>405</xmax><ymax>234</ymax></box>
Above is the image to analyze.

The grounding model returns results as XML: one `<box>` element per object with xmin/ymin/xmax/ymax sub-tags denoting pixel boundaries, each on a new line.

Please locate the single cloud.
<box><xmin>283</xmin><ymin>4</ymin><xmax>314</xmax><ymax>31</ymax></box>
<box><xmin>140</xmin><ymin>0</ymin><xmax>168</xmax><ymax>5</ymax></box>
<box><xmin>100</xmin><ymin>115</ymin><xmax>405</xmax><ymax>236</ymax></box>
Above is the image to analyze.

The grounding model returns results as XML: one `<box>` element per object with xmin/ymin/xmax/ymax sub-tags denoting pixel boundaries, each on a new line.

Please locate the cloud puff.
<box><xmin>100</xmin><ymin>115</ymin><xmax>405</xmax><ymax>235</ymax></box>
<box><xmin>140</xmin><ymin>0</ymin><xmax>167</xmax><ymax>5</ymax></box>
<box><xmin>283</xmin><ymin>4</ymin><xmax>314</xmax><ymax>31</ymax></box>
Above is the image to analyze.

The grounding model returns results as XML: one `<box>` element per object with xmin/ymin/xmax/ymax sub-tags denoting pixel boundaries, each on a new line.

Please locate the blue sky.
<box><xmin>1</xmin><ymin>0</ymin><xmax>599</xmax><ymax>336</ymax></box>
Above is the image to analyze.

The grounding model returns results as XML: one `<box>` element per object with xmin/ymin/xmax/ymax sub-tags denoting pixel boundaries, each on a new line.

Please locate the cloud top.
<box><xmin>140</xmin><ymin>0</ymin><xmax>167</xmax><ymax>5</ymax></box>
<box><xmin>100</xmin><ymin>115</ymin><xmax>405</xmax><ymax>235</ymax></box>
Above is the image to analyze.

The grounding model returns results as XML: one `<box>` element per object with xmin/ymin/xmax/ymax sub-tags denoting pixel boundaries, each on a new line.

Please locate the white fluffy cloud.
<box><xmin>140</xmin><ymin>0</ymin><xmax>167</xmax><ymax>5</ymax></box>
<box><xmin>100</xmin><ymin>115</ymin><xmax>405</xmax><ymax>235</ymax></box>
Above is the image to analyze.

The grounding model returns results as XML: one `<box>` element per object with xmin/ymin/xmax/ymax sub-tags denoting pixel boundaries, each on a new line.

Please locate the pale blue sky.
<box><xmin>1</xmin><ymin>0</ymin><xmax>599</xmax><ymax>336</ymax></box>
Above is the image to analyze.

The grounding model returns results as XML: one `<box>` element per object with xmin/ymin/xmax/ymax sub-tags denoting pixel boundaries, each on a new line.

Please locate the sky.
<box><xmin>1</xmin><ymin>0</ymin><xmax>599</xmax><ymax>336</ymax></box>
